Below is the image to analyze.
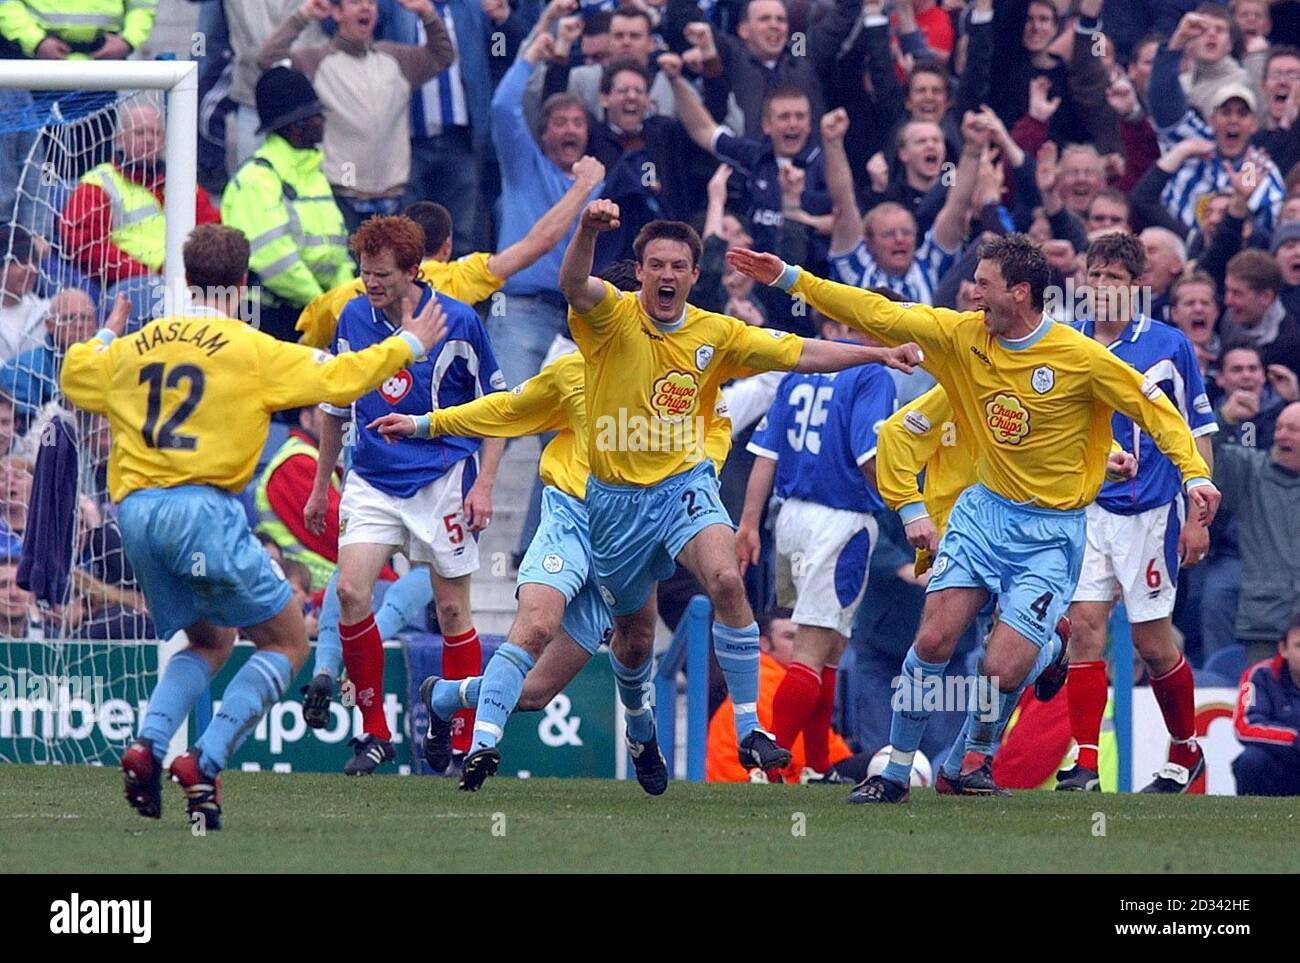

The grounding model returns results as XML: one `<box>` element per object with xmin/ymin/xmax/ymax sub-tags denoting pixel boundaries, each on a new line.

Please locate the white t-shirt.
<box><xmin>0</xmin><ymin>294</ymin><xmax>48</xmax><ymax>362</ymax></box>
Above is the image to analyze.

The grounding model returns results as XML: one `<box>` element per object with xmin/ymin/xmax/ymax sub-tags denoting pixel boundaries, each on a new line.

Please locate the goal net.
<box><xmin>0</xmin><ymin>62</ymin><xmax>197</xmax><ymax>765</ymax></box>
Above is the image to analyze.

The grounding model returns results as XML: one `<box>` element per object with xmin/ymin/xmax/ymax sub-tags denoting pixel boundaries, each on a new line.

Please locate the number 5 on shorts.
<box><xmin>443</xmin><ymin>513</ymin><xmax>464</xmax><ymax>545</ymax></box>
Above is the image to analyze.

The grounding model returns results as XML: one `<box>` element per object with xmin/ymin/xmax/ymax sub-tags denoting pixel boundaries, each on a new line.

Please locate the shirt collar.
<box><xmin>371</xmin><ymin>282</ymin><xmax>432</xmax><ymax>331</ymax></box>
<box><xmin>997</xmin><ymin>312</ymin><xmax>1053</xmax><ymax>351</ymax></box>
<box><xmin>637</xmin><ymin>289</ymin><xmax>687</xmax><ymax>332</ymax></box>
<box><xmin>1079</xmin><ymin>313</ymin><xmax>1148</xmax><ymax>347</ymax></box>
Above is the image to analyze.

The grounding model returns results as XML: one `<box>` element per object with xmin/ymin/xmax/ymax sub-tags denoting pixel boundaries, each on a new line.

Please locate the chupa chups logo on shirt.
<box><xmin>986</xmin><ymin>393</ymin><xmax>1030</xmax><ymax>445</ymax></box>
<box><xmin>651</xmin><ymin>371</ymin><xmax>698</xmax><ymax>419</ymax></box>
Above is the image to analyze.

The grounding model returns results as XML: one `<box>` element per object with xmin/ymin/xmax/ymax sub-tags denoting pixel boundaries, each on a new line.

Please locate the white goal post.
<box><xmin>0</xmin><ymin>59</ymin><xmax>197</xmax><ymax>313</ymax></box>
<box><xmin>0</xmin><ymin>60</ymin><xmax>199</xmax><ymax>765</ymax></box>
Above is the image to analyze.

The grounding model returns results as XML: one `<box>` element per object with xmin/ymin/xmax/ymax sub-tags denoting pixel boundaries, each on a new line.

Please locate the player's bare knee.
<box><xmin>434</xmin><ymin>597</ymin><xmax>467</xmax><ymax>631</ymax></box>
<box><xmin>706</xmin><ymin>566</ymin><xmax>749</xmax><ymax>617</ymax></box>
<box><xmin>1067</xmin><ymin>610</ymin><xmax>1107</xmax><ymax>660</ymax></box>
<box><xmin>913</xmin><ymin>626</ymin><xmax>952</xmax><ymax>663</ymax></box>
<box><xmin>982</xmin><ymin>651</ymin><xmax>1027</xmax><ymax>692</ymax></box>
<box><xmin>612</xmin><ymin>627</ymin><xmax>654</xmax><ymax>666</ymax></box>
<box><xmin>335</xmin><ymin>576</ymin><xmax>371</xmax><ymax>620</ymax></box>
<box><xmin>1132</xmin><ymin>628</ymin><xmax>1179</xmax><ymax>674</ymax></box>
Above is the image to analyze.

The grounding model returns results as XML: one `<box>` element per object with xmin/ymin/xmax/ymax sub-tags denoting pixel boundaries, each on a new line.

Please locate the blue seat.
<box><xmin>1192</xmin><ymin>670</ymin><xmax>1234</xmax><ymax>689</ymax></box>
<box><xmin>1203</xmin><ymin>646</ymin><xmax>1247</xmax><ymax>684</ymax></box>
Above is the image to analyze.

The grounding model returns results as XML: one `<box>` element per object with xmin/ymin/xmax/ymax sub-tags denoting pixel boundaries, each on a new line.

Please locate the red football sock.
<box><xmin>803</xmin><ymin>665</ymin><xmax>838</xmax><ymax>774</ymax></box>
<box><xmin>442</xmin><ymin>626</ymin><xmax>482</xmax><ymax>754</ymax></box>
<box><xmin>771</xmin><ymin>662</ymin><xmax>821</xmax><ymax>766</ymax></box>
<box><xmin>340</xmin><ymin>614</ymin><xmax>390</xmax><ymax>741</ymax></box>
<box><xmin>1066</xmin><ymin>661</ymin><xmax>1108</xmax><ymax>771</ymax></box>
<box><xmin>1150</xmin><ymin>655</ymin><xmax>1200</xmax><ymax>769</ymax></box>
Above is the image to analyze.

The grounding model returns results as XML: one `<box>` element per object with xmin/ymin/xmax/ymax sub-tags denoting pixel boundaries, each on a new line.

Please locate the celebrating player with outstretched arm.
<box><xmin>369</xmin><ymin>347</ymin><xmax>733</xmax><ymax>792</ymax></box>
<box><xmin>559</xmin><ymin>199</ymin><xmax>924</xmax><ymax>775</ymax></box>
<box><xmin>876</xmin><ymin>384</ymin><xmax>1138</xmax><ymax>795</ymax></box>
<box><xmin>59</xmin><ymin>224</ymin><xmax>446</xmax><ymax>829</ymax></box>
<box><xmin>370</xmin><ymin>263</ymin><xmax>734</xmax><ymax>793</ymax></box>
<box><xmin>727</xmin><ymin>235</ymin><xmax>1220</xmax><ymax>803</ymax></box>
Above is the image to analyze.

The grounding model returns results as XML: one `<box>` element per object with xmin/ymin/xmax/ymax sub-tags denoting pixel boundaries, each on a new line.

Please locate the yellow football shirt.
<box><xmin>61</xmin><ymin>310</ymin><xmax>416</xmax><ymax>503</ymax></box>
<box><xmin>296</xmin><ymin>252</ymin><xmax>504</xmax><ymax>348</ymax></box>
<box><xmin>569</xmin><ymin>283</ymin><xmax>803</xmax><ymax>486</ymax></box>
<box><xmin>877</xmin><ymin>385</ymin><xmax>971</xmax><ymax>537</ymax></box>
<box><xmin>424</xmin><ymin>352</ymin><xmax>734</xmax><ymax>499</ymax></box>
<box><xmin>787</xmin><ymin>270</ymin><xmax>1210</xmax><ymax>510</ymax></box>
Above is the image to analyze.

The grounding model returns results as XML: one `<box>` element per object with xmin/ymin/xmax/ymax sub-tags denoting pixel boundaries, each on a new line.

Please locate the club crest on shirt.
<box><xmin>986</xmin><ymin>393</ymin><xmax>1031</xmax><ymax>445</ymax></box>
<box><xmin>379</xmin><ymin>369</ymin><xmax>413</xmax><ymax>405</ymax></box>
<box><xmin>542</xmin><ymin>553</ymin><xmax>564</xmax><ymax>574</ymax></box>
<box><xmin>651</xmin><ymin>370</ymin><xmax>698</xmax><ymax>419</ymax></box>
<box><xmin>1031</xmin><ymin>365</ymin><xmax>1055</xmax><ymax>394</ymax></box>
<box><xmin>695</xmin><ymin>344</ymin><xmax>715</xmax><ymax>371</ymax></box>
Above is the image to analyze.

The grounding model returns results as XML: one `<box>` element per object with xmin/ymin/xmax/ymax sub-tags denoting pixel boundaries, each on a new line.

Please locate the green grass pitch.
<box><xmin>2</xmin><ymin>765</ymin><xmax>1296</xmax><ymax>873</ymax></box>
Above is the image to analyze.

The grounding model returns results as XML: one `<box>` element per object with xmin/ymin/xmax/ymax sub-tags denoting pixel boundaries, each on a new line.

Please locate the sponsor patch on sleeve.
<box><xmin>903</xmin><ymin>410</ymin><xmax>931</xmax><ymax>435</ymax></box>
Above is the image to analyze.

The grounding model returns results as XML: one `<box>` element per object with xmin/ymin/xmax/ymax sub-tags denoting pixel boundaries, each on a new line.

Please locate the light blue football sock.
<box><xmin>431</xmin><ymin>676</ymin><xmax>482</xmax><ymax>722</ymax></box>
<box><xmin>713</xmin><ymin>621</ymin><xmax>761</xmax><ymax>739</ymax></box>
<box><xmin>313</xmin><ymin>569</ymin><xmax>342</xmax><ymax>679</ymax></box>
<box><xmin>139</xmin><ymin>649</ymin><xmax>211</xmax><ymax>762</ymax></box>
<box><xmin>965</xmin><ymin>634</ymin><xmax>1060</xmax><ymax>757</ymax></box>
<box><xmin>376</xmin><ymin>568</ymin><xmax>434</xmax><ymax>637</ymax></box>
<box><xmin>883</xmin><ymin>645</ymin><xmax>949</xmax><ymax>785</ymax></box>
<box><xmin>196</xmin><ymin>650</ymin><xmax>292</xmax><ymax>776</ymax></box>
<box><xmin>472</xmin><ymin>643</ymin><xmax>533</xmax><ymax>752</ymax></box>
<box><xmin>609</xmin><ymin>647</ymin><xmax>656</xmax><ymax>744</ymax></box>
<box><xmin>942</xmin><ymin>715</ymin><xmax>972</xmax><ymax>779</ymax></box>
<box><xmin>967</xmin><ymin>685</ymin><xmax>1020</xmax><ymax>757</ymax></box>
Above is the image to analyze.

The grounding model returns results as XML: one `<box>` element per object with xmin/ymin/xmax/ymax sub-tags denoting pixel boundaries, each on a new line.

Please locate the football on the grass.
<box><xmin>868</xmin><ymin>746</ymin><xmax>933</xmax><ymax>787</ymax></box>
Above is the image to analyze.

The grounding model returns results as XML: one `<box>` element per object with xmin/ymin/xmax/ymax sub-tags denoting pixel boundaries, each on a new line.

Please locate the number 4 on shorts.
<box><xmin>1030</xmin><ymin>591</ymin><xmax>1053</xmax><ymax>621</ymax></box>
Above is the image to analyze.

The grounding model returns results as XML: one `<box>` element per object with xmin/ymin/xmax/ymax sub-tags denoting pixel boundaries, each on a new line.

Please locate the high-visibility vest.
<box><xmin>254</xmin><ymin>433</ymin><xmax>338</xmax><ymax>590</ymax></box>
<box><xmin>78</xmin><ymin>162</ymin><xmax>164</xmax><ymax>271</ymax></box>
<box><xmin>221</xmin><ymin>133</ymin><xmax>352</xmax><ymax>309</ymax></box>
<box><xmin>0</xmin><ymin>0</ymin><xmax>156</xmax><ymax>58</ymax></box>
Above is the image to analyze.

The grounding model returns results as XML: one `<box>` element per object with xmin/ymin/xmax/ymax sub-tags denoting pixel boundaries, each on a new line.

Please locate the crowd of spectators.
<box><xmin>1</xmin><ymin>0</ymin><xmax>1299</xmax><ymax>786</ymax></box>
